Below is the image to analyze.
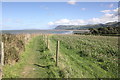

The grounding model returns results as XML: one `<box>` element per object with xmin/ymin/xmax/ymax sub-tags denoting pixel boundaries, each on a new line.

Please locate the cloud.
<box><xmin>88</xmin><ymin>13</ymin><xmax>117</xmax><ymax>24</ymax></box>
<box><xmin>113</xmin><ymin>8</ymin><xmax>119</xmax><ymax>12</ymax></box>
<box><xmin>87</xmin><ymin>8</ymin><xmax>118</xmax><ymax>24</ymax></box>
<box><xmin>48</xmin><ymin>22</ymin><xmax>54</xmax><ymax>25</ymax></box>
<box><xmin>108</xmin><ymin>4</ymin><xmax>114</xmax><ymax>8</ymax></box>
<box><xmin>100</xmin><ymin>3</ymin><xmax>114</xmax><ymax>9</ymax></box>
<box><xmin>81</xmin><ymin>8</ymin><xmax>86</xmax><ymax>11</ymax></box>
<box><xmin>67</xmin><ymin>0</ymin><xmax>76</xmax><ymax>5</ymax></box>
<box><xmin>48</xmin><ymin>19</ymin><xmax>85</xmax><ymax>25</ymax></box>
<box><xmin>48</xmin><ymin>8</ymin><xmax>118</xmax><ymax>26</ymax></box>
<box><xmin>40</xmin><ymin>5</ymin><xmax>49</xmax><ymax>10</ymax></box>
<box><xmin>101</xmin><ymin>10</ymin><xmax>111</xmax><ymax>13</ymax></box>
<box><xmin>100</xmin><ymin>8</ymin><xmax>119</xmax><ymax>13</ymax></box>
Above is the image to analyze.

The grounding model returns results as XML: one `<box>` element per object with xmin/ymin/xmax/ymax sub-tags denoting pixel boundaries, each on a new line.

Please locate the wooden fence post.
<box><xmin>56</xmin><ymin>41</ymin><xmax>59</xmax><ymax>66</ymax></box>
<box><xmin>0</xmin><ymin>42</ymin><xmax>4</xmax><ymax>80</ymax></box>
<box><xmin>47</xmin><ymin>35</ymin><xmax>49</xmax><ymax>49</ymax></box>
<box><xmin>45</xmin><ymin>35</ymin><xmax>47</xmax><ymax>45</ymax></box>
<box><xmin>43</xmin><ymin>35</ymin><xmax>45</xmax><ymax>43</ymax></box>
<box><xmin>42</xmin><ymin>34</ymin><xmax>44</xmax><ymax>41</ymax></box>
<box><xmin>1</xmin><ymin>42</ymin><xmax>4</xmax><ymax>66</ymax></box>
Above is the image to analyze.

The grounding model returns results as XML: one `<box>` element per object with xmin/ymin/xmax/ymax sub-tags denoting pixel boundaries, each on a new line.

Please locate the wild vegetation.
<box><xmin>89</xmin><ymin>26</ymin><xmax>119</xmax><ymax>35</ymax></box>
<box><xmin>2</xmin><ymin>34</ymin><xmax>25</xmax><ymax>65</ymax></box>
<box><xmin>51</xmin><ymin>35</ymin><xmax>118</xmax><ymax>78</ymax></box>
<box><xmin>2</xmin><ymin>34</ymin><xmax>118</xmax><ymax>78</ymax></box>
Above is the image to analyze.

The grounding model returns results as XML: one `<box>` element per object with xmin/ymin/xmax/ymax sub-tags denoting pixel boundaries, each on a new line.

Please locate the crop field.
<box><xmin>2</xmin><ymin>34</ymin><xmax>118</xmax><ymax>78</ymax></box>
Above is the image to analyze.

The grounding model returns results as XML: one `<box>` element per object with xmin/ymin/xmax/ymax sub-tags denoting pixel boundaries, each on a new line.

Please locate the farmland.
<box><xmin>1</xmin><ymin>34</ymin><xmax>119</xmax><ymax>78</ymax></box>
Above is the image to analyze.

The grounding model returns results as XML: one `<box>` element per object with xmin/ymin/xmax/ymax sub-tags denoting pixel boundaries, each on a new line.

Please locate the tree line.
<box><xmin>89</xmin><ymin>26</ymin><xmax>119</xmax><ymax>35</ymax></box>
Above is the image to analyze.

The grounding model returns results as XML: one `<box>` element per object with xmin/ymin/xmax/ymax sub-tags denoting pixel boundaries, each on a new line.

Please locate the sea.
<box><xmin>1</xmin><ymin>30</ymin><xmax>73</xmax><ymax>34</ymax></box>
<box><xmin>1</xmin><ymin>30</ymin><xmax>89</xmax><ymax>34</ymax></box>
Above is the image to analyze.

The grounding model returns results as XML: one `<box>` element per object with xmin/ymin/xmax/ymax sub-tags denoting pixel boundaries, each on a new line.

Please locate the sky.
<box><xmin>1</xmin><ymin>0</ymin><xmax>119</xmax><ymax>2</ymax></box>
<box><xmin>1</xmin><ymin>1</ymin><xmax>119</xmax><ymax>30</ymax></box>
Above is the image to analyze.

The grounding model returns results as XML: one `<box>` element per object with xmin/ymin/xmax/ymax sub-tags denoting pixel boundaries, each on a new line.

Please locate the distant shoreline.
<box><xmin>1</xmin><ymin>29</ymin><xmax>90</xmax><ymax>34</ymax></box>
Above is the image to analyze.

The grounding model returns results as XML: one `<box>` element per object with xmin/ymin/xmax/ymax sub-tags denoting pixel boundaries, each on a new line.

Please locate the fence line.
<box><xmin>42</xmin><ymin>35</ymin><xmax>59</xmax><ymax>66</ymax></box>
<box><xmin>56</xmin><ymin>41</ymin><xmax>59</xmax><ymax>66</ymax></box>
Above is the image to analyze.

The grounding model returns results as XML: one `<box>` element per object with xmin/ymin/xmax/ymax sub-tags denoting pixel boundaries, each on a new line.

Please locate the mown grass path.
<box><xmin>20</xmin><ymin>36</ymin><xmax>49</xmax><ymax>78</ymax></box>
<box><xmin>3</xmin><ymin>36</ymin><xmax>61</xmax><ymax>78</ymax></box>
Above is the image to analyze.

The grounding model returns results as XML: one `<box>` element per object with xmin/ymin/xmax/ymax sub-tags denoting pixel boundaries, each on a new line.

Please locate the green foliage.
<box><xmin>89</xmin><ymin>26</ymin><xmax>119</xmax><ymax>35</ymax></box>
<box><xmin>51</xmin><ymin>35</ymin><xmax>118</xmax><ymax>78</ymax></box>
<box><xmin>3</xmin><ymin>34</ymin><xmax>118</xmax><ymax>78</ymax></box>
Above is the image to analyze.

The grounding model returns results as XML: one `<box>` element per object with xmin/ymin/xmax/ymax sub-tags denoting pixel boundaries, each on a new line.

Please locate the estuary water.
<box><xmin>1</xmin><ymin>30</ymin><xmax>73</xmax><ymax>34</ymax></box>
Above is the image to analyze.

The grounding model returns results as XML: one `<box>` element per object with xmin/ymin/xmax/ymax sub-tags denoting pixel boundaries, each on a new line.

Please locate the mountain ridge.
<box><xmin>55</xmin><ymin>21</ymin><xmax>119</xmax><ymax>30</ymax></box>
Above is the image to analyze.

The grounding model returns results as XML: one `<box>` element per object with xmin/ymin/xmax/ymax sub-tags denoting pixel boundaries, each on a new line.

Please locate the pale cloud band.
<box><xmin>48</xmin><ymin>8</ymin><xmax>119</xmax><ymax>26</ymax></box>
<box><xmin>101</xmin><ymin>8</ymin><xmax>118</xmax><ymax>13</ymax></box>
<box><xmin>1</xmin><ymin>0</ymin><xmax>119</xmax><ymax>2</ymax></box>
<box><xmin>67</xmin><ymin>0</ymin><xmax>76</xmax><ymax>5</ymax></box>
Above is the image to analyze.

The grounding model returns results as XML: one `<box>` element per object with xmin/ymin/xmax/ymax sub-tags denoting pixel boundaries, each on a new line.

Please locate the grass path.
<box><xmin>3</xmin><ymin>36</ymin><xmax>62</xmax><ymax>78</ymax></box>
<box><xmin>20</xmin><ymin>36</ymin><xmax>50</xmax><ymax>78</ymax></box>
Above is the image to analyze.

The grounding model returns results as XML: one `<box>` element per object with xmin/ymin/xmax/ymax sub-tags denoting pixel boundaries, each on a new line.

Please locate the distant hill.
<box><xmin>89</xmin><ymin>22</ymin><xmax>120</xmax><ymax>35</ymax></box>
<box><xmin>55</xmin><ymin>22</ymin><xmax>119</xmax><ymax>30</ymax></box>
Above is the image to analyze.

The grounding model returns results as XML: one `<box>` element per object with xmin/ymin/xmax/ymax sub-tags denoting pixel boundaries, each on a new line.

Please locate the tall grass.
<box><xmin>51</xmin><ymin>35</ymin><xmax>118</xmax><ymax>78</ymax></box>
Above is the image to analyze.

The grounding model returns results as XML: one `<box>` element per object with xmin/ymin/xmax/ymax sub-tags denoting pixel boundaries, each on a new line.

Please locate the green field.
<box><xmin>3</xmin><ymin>34</ymin><xmax>118</xmax><ymax>78</ymax></box>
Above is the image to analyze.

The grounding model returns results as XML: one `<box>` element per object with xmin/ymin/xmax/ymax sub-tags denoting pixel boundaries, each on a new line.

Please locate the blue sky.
<box><xmin>2</xmin><ymin>2</ymin><xmax>118</xmax><ymax>30</ymax></box>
